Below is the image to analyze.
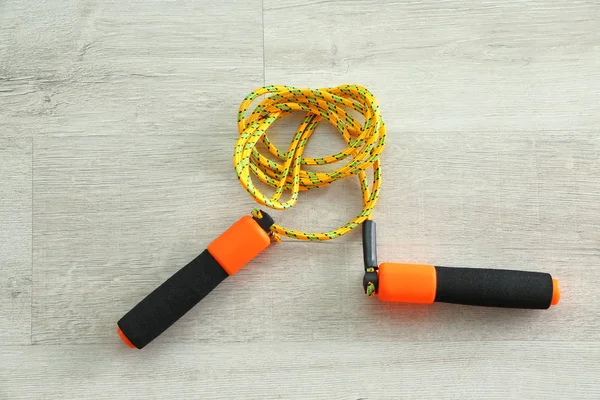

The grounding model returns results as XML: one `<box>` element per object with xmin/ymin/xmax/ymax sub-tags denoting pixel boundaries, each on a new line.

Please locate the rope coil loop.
<box><xmin>234</xmin><ymin>84</ymin><xmax>386</xmax><ymax>241</ymax></box>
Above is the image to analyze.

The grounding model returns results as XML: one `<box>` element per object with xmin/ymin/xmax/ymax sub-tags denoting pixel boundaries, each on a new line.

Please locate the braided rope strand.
<box><xmin>234</xmin><ymin>85</ymin><xmax>386</xmax><ymax>241</ymax></box>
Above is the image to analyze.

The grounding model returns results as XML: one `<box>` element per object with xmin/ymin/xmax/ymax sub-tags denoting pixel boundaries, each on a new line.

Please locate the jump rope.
<box><xmin>117</xmin><ymin>85</ymin><xmax>560</xmax><ymax>349</ymax></box>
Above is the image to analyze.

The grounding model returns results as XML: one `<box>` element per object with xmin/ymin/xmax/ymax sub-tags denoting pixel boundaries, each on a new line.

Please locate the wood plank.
<box><xmin>32</xmin><ymin>135</ymin><xmax>255</xmax><ymax>343</ymax></box>
<box><xmin>0</xmin><ymin>0</ymin><xmax>263</xmax><ymax>137</ymax></box>
<box><xmin>264</xmin><ymin>0</ymin><xmax>600</xmax><ymax>132</ymax></box>
<box><xmin>0</xmin><ymin>138</ymin><xmax>32</xmax><ymax>344</ymax></box>
<box><xmin>1</xmin><ymin>342</ymin><xmax>600</xmax><ymax>399</ymax></box>
<box><xmin>33</xmin><ymin>134</ymin><xmax>599</xmax><ymax>343</ymax></box>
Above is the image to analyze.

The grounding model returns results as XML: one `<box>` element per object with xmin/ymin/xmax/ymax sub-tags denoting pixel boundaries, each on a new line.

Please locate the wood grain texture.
<box><xmin>32</xmin><ymin>134</ymin><xmax>600</xmax><ymax>344</ymax></box>
<box><xmin>0</xmin><ymin>139</ymin><xmax>32</xmax><ymax>345</ymax></box>
<box><xmin>0</xmin><ymin>0</ymin><xmax>263</xmax><ymax>137</ymax></box>
<box><xmin>264</xmin><ymin>0</ymin><xmax>600</xmax><ymax>133</ymax></box>
<box><xmin>32</xmin><ymin>135</ymin><xmax>265</xmax><ymax>343</ymax></box>
<box><xmin>2</xmin><ymin>342</ymin><xmax>600</xmax><ymax>399</ymax></box>
<box><xmin>1</xmin><ymin>0</ymin><xmax>600</xmax><ymax>398</ymax></box>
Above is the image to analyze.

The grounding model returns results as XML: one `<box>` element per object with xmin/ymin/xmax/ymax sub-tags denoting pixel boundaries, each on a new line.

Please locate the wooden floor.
<box><xmin>1</xmin><ymin>1</ymin><xmax>599</xmax><ymax>398</ymax></box>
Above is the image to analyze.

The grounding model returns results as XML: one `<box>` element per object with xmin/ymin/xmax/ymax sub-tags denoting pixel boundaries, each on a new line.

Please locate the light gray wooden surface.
<box><xmin>0</xmin><ymin>139</ymin><xmax>32</xmax><ymax>345</ymax></box>
<box><xmin>1</xmin><ymin>1</ymin><xmax>599</xmax><ymax>399</ymax></box>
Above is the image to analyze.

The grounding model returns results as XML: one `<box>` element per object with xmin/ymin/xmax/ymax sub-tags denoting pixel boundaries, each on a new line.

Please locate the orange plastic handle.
<box><xmin>207</xmin><ymin>215</ymin><xmax>271</xmax><ymax>275</ymax></box>
<box><xmin>551</xmin><ymin>279</ymin><xmax>560</xmax><ymax>305</ymax></box>
<box><xmin>377</xmin><ymin>263</ymin><xmax>437</xmax><ymax>303</ymax></box>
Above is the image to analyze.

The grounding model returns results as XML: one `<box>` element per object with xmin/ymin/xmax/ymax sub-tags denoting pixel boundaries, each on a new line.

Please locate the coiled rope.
<box><xmin>234</xmin><ymin>84</ymin><xmax>386</xmax><ymax>241</ymax></box>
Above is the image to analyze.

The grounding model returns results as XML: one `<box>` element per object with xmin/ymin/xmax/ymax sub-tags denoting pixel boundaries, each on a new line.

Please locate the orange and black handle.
<box><xmin>375</xmin><ymin>263</ymin><xmax>560</xmax><ymax>308</ymax></box>
<box><xmin>117</xmin><ymin>212</ymin><xmax>274</xmax><ymax>349</ymax></box>
<box><xmin>362</xmin><ymin>221</ymin><xmax>560</xmax><ymax>309</ymax></box>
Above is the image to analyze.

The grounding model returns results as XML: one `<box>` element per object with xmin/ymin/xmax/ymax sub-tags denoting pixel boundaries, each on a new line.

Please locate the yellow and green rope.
<box><xmin>234</xmin><ymin>84</ymin><xmax>386</xmax><ymax>241</ymax></box>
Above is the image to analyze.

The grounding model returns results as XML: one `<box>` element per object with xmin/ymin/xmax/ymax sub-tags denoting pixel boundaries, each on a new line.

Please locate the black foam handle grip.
<box><xmin>434</xmin><ymin>266</ymin><xmax>555</xmax><ymax>309</ymax></box>
<box><xmin>117</xmin><ymin>250</ymin><xmax>228</xmax><ymax>349</ymax></box>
